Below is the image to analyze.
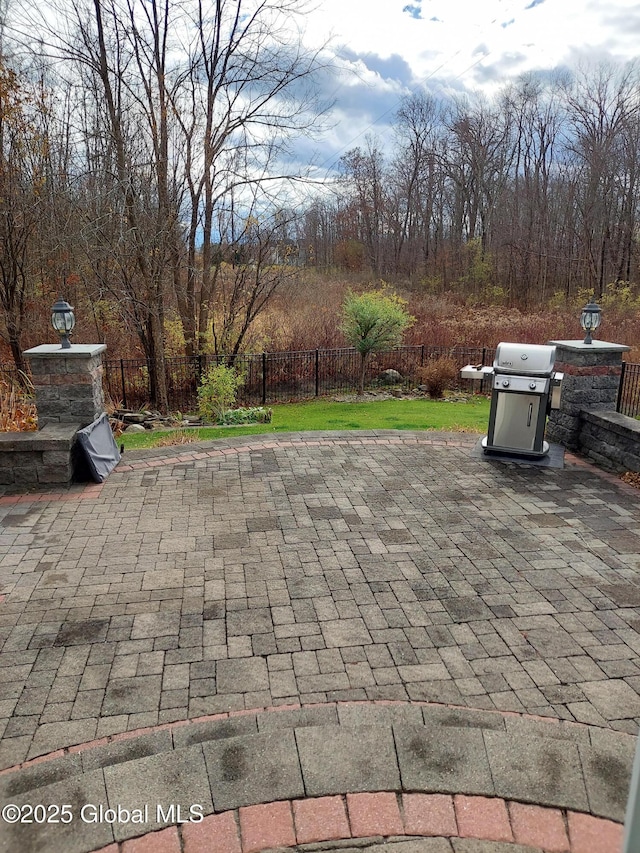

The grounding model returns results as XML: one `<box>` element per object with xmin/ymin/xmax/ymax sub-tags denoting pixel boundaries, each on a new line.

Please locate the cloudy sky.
<box><xmin>301</xmin><ymin>0</ymin><xmax>640</xmax><ymax>174</ymax></box>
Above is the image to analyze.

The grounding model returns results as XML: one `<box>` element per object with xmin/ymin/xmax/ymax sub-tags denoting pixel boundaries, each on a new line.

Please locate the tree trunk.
<box><xmin>8</xmin><ymin>334</ymin><xmax>27</xmax><ymax>380</ymax></box>
<box><xmin>144</xmin><ymin>312</ymin><xmax>169</xmax><ymax>412</ymax></box>
<box><xmin>358</xmin><ymin>353</ymin><xmax>367</xmax><ymax>395</ymax></box>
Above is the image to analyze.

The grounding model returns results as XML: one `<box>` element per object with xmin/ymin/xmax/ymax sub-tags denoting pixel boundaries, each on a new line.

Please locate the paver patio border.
<box><xmin>0</xmin><ymin>701</ymin><xmax>630</xmax><ymax>853</ymax></box>
<box><xmin>0</xmin><ymin>699</ymin><xmax>612</xmax><ymax>777</ymax></box>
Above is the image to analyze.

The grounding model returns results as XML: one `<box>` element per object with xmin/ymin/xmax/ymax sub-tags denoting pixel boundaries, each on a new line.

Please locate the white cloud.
<box><xmin>288</xmin><ymin>0</ymin><xmax>640</xmax><ymax>185</ymax></box>
<box><xmin>307</xmin><ymin>0</ymin><xmax>640</xmax><ymax>89</ymax></box>
<box><xmin>303</xmin><ymin>0</ymin><xmax>640</xmax><ymax>174</ymax></box>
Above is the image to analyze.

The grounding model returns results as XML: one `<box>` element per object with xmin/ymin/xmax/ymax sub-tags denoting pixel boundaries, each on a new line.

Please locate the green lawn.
<box><xmin>119</xmin><ymin>395</ymin><xmax>490</xmax><ymax>450</ymax></box>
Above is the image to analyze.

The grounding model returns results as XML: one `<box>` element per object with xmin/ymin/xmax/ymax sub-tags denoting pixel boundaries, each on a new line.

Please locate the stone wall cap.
<box><xmin>23</xmin><ymin>343</ymin><xmax>107</xmax><ymax>358</ymax></box>
<box><xmin>0</xmin><ymin>422</ymin><xmax>81</xmax><ymax>450</ymax></box>
<box><xmin>547</xmin><ymin>339</ymin><xmax>631</xmax><ymax>353</ymax></box>
<box><xmin>582</xmin><ymin>408</ymin><xmax>640</xmax><ymax>434</ymax></box>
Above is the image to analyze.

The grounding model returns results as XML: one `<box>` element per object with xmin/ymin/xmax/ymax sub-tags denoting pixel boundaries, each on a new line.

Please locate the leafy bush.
<box><xmin>197</xmin><ymin>363</ymin><xmax>244</xmax><ymax>423</ymax></box>
<box><xmin>600</xmin><ymin>281</ymin><xmax>640</xmax><ymax>314</ymax></box>
<box><xmin>219</xmin><ymin>406</ymin><xmax>272</xmax><ymax>425</ymax></box>
<box><xmin>417</xmin><ymin>357</ymin><xmax>459</xmax><ymax>399</ymax></box>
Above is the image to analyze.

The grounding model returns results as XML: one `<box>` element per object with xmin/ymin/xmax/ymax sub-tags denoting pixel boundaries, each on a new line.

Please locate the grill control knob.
<box><xmin>502</xmin><ymin>379</ymin><xmax>510</xmax><ymax>387</ymax></box>
<box><xmin>529</xmin><ymin>381</ymin><xmax>537</xmax><ymax>390</ymax></box>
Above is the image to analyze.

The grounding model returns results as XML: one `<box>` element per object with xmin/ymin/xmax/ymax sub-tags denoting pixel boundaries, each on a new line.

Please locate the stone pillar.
<box><xmin>23</xmin><ymin>344</ymin><xmax>107</xmax><ymax>428</ymax></box>
<box><xmin>546</xmin><ymin>339</ymin><xmax>630</xmax><ymax>451</ymax></box>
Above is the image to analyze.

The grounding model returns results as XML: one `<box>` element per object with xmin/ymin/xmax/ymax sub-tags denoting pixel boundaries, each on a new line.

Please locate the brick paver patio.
<box><xmin>0</xmin><ymin>430</ymin><xmax>639</xmax><ymax>852</ymax></box>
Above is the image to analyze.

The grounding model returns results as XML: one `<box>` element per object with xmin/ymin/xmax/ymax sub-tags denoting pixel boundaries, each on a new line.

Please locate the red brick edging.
<box><xmin>0</xmin><ymin>483</ymin><xmax>104</xmax><ymax>505</ymax></box>
<box><xmin>93</xmin><ymin>793</ymin><xmax>624</xmax><ymax>853</ymax></box>
<box><xmin>112</xmin><ymin>435</ymin><xmax>478</xmax><ymax>473</ymax></box>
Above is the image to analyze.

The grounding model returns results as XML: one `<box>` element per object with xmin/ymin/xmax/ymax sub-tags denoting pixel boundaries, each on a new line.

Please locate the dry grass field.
<box><xmin>255</xmin><ymin>273</ymin><xmax>640</xmax><ymax>359</ymax></box>
<box><xmin>3</xmin><ymin>272</ymin><xmax>640</xmax><ymax>364</ymax></box>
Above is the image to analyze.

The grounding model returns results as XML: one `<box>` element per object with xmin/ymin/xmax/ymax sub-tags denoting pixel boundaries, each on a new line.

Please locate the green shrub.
<box><xmin>197</xmin><ymin>363</ymin><xmax>244</xmax><ymax>423</ymax></box>
<box><xmin>220</xmin><ymin>406</ymin><xmax>273</xmax><ymax>425</ymax></box>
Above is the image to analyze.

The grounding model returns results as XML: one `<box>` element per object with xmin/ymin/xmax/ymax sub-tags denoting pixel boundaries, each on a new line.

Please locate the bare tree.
<box><xmin>340</xmin><ymin>138</ymin><xmax>387</xmax><ymax>276</ymax></box>
<box><xmin>314</xmin><ymin>63</ymin><xmax>640</xmax><ymax>303</ymax></box>
<box><xmin>9</xmin><ymin>0</ymin><xmax>330</xmax><ymax>407</ymax></box>
<box><xmin>209</xmin><ymin>202</ymin><xmax>301</xmax><ymax>357</ymax></box>
<box><xmin>499</xmin><ymin>74</ymin><xmax>563</xmax><ymax>303</ymax></box>
<box><xmin>392</xmin><ymin>92</ymin><xmax>442</xmax><ymax>277</ymax></box>
<box><xmin>0</xmin><ymin>62</ymin><xmax>45</xmax><ymax>375</ymax></box>
<box><xmin>177</xmin><ymin>0</ymin><xmax>331</xmax><ymax>355</ymax></box>
<box><xmin>562</xmin><ymin>63</ymin><xmax>640</xmax><ymax>296</ymax></box>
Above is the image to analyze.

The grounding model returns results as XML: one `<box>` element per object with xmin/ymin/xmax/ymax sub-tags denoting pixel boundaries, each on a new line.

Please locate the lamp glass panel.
<box><xmin>52</xmin><ymin>311</ymin><xmax>75</xmax><ymax>333</ymax></box>
<box><xmin>581</xmin><ymin>310</ymin><xmax>598</xmax><ymax>331</ymax></box>
<box><xmin>581</xmin><ymin>303</ymin><xmax>601</xmax><ymax>332</ymax></box>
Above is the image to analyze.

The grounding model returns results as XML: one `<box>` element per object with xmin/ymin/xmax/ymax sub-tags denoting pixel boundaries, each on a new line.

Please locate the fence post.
<box><xmin>315</xmin><ymin>349</ymin><xmax>319</xmax><ymax>397</ymax></box>
<box><xmin>616</xmin><ymin>360</ymin><xmax>627</xmax><ymax>413</ymax></box>
<box><xmin>480</xmin><ymin>348</ymin><xmax>487</xmax><ymax>393</ymax></box>
<box><xmin>421</xmin><ymin>344</ymin><xmax>425</xmax><ymax>366</ymax></box>
<box><xmin>120</xmin><ymin>359</ymin><xmax>127</xmax><ymax>410</ymax></box>
<box><xmin>262</xmin><ymin>351</ymin><xmax>267</xmax><ymax>405</ymax></box>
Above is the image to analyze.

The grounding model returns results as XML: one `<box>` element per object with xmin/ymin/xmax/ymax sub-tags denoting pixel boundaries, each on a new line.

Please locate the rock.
<box><xmin>379</xmin><ymin>368</ymin><xmax>403</xmax><ymax>385</ymax></box>
<box><xmin>124</xmin><ymin>423</ymin><xmax>147</xmax><ymax>433</ymax></box>
<box><xmin>120</xmin><ymin>412</ymin><xmax>147</xmax><ymax>424</ymax></box>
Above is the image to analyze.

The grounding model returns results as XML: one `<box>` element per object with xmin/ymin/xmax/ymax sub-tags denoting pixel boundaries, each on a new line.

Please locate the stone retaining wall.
<box><xmin>578</xmin><ymin>409</ymin><xmax>640</xmax><ymax>473</ymax></box>
<box><xmin>0</xmin><ymin>423</ymin><xmax>83</xmax><ymax>485</ymax></box>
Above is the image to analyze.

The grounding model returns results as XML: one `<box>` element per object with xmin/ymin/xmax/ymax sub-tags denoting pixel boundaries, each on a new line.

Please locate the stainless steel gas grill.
<box><xmin>462</xmin><ymin>343</ymin><xmax>563</xmax><ymax>458</ymax></box>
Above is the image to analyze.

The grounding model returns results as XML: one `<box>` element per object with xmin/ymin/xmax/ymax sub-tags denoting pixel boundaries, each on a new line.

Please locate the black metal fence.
<box><xmin>102</xmin><ymin>345</ymin><xmax>496</xmax><ymax>412</ymax></box>
<box><xmin>617</xmin><ymin>361</ymin><xmax>640</xmax><ymax>417</ymax></box>
<box><xmin>7</xmin><ymin>345</ymin><xmax>640</xmax><ymax>418</ymax></box>
<box><xmin>103</xmin><ymin>349</ymin><xmax>640</xmax><ymax>417</ymax></box>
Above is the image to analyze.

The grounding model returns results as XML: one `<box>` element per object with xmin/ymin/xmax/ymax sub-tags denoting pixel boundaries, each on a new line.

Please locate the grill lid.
<box><xmin>493</xmin><ymin>342</ymin><xmax>556</xmax><ymax>376</ymax></box>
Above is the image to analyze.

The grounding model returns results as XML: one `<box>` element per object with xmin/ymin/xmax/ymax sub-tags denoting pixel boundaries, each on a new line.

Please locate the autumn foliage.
<box><xmin>0</xmin><ymin>377</ymin><xmax>37</xmax><ymax>431</ymax></box>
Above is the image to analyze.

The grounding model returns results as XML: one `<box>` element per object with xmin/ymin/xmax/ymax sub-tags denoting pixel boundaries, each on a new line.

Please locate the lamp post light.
<box><xmin>51</xmin><ymin>298</ymin><xmax>75</xmax><ymax>349</ymax></box>
<box><xmin>580</xmin><ymin>300</ymin><xmax>602</xmax><ymax>345</ymax></box>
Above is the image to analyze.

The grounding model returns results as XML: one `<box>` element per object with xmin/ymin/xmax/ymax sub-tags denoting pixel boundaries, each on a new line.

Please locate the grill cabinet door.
<box><xmin>492</xmin><ymin>392</ymin><xmax>541</xmax><ymax>452</ymax></box>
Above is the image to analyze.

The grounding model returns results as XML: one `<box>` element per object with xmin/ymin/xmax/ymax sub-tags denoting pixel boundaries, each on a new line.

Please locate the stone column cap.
<box><xmin>547</xmin><ymin>339</ymin><xmax>631</xmax><ymax>353</ymax></box>
<box><xmin>23</xmin><ymin>344</ymin><xmax>107</xmax><ymax>358</ymax></box>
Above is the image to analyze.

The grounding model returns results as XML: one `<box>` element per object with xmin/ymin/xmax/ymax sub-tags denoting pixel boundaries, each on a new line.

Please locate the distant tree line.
<box><xmin>303</xmin><ymin>64</ymin><xmax>640</xmax><ymax>306</ymax></box>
